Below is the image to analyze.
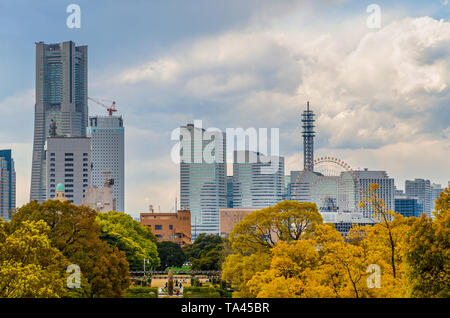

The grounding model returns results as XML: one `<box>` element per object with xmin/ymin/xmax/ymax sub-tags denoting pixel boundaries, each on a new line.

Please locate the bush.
<box><xmin>165</xmin><ymin>266</ymin><xmax>190</xmax><ymax>273</ymax></box>
<box><xmin>124</xmin><ymin>287</ymin><xmax>158</xmax><ymax>298</ymax></box>
<box><xmin>183</xmin><ymin>287</ymin><xmax>221</xmax><ymax>298</ymax></box>
<box><xmin>190</xmin><ymin>278</ymin><xmax>202</xmax><ymax>287</ymax></box>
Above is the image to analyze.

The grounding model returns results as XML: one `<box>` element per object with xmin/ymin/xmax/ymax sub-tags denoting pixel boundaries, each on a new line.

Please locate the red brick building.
<box><xmin>140</xmin><ymin>209</ymin><xmax>191</xmax><ymax>246</ymax></box>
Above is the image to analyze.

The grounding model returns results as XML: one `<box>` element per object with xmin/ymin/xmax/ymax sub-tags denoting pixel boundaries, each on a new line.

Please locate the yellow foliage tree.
<box><xmin>221</xmin><ymin>187</ymin><xmax>449</xmax><ymax>298</ymax></box>
<box><xmin>222</xmin><ymin>200</ymin><xmax>322</xmax><ymax>297</ymax></box>
<box><xmin>0</xmin><ymin>220</ymin><xmax>68</xmax><ymax>297</ymax></box>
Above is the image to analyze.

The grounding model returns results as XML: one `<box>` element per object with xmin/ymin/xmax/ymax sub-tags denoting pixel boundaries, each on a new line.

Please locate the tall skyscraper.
<box><xmin>31</xmin><ymin>41</ymin><xmax>88</xmax><ymax>202</ymax></box>
<box><xmin>179</xmin><ymin>123</ymin><xmax>226</xmax><ymax>239</ymax></box>
<box><xmin>0</xmin><ymin>150</ymin><xmax>16</xmax><ymax>221</ymax></box>
<box><xmin>87</xmin><ymin>115</ymin><xmax>124</xmax><ymax>211</ymax></box>
<box><xmin>405</xmin><ymin>179</ymin><xmax>432</xmax><ymax>217</ymax></box>
<box><xmin>232</xmin><ymin>150</ymin><xmax>284</xmax><ymax>208</ymax></box>
<box><xmin>302</xmin><ymin>102</ymin><xmax>315</xmax><ymax>171</ymax></box>
<box><xmin>355</xmin><ymin>169</ymin><xmax>395</xmax><ymax>218</ymax></box>
<box><xmin>46</xmin><ymin>136</ymin><xmax>91</xmax><ymax>205</ymax></box>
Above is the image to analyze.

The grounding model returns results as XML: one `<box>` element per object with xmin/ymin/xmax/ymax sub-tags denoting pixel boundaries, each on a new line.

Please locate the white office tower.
<box><xmin>232</xmin><ymin>150</ymin><xmax>284</xmax><ymax>208</ymax></box>
<box><xmin>45</xmin><ymin>135</ymin><xmax>91</xmax><ymax>205</ymax></box>
<box><xmin>355</xmin><ymin>169</ymin><xmax>395</xmax><ymax>218</ymax></box>
<box><xmin>87</xmin><ymin>116</ymin><xmax>124</xmax><ymax>212</ymax></box>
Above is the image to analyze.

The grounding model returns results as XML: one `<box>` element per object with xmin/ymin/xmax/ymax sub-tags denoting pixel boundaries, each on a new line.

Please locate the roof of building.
<box><xmin>56</xmin><ymin>183</ymin><xmax>65</xmax><ymax>191</ymax></box>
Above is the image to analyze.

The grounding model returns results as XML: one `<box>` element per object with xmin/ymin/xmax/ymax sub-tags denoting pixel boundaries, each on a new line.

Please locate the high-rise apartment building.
<box><xmin>355</xmin><ymin>169</ymin><xmax>395</xmax><ymax>218</ymax></box>
<box><xmin>87</xmin><ymin>115</ymin><xmax>124</xmax><ymax>211</ymax></box>
<box><xmin>232</xmin><ymin>150</ymin><xmax>284</xmax><ymax>208</ymax></box>
<box><xmin>46</xmin><ymin>136</ymin><xmax>91</xmax><ymax>205</ymax></box>
<box><xmin>0</xmin><ymin>150</ymin><xmax>16</xmax><ymax>221</ymax></box>
<box><xmin>405</xmin><ymin>179</ymin><xmax>432</xmax><ymax>217</ymax></box>
<box><xmin>179</xmin><ymin>123</ymin><xmax>226</xmax><ymax>239</ymax></box>
<box><xmin>31</xmin><ymin>41</ymin><xmax>88</xmax><ymax>202</ymax></box>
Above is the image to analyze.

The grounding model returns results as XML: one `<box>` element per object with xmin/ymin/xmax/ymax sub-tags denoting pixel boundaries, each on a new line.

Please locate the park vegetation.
<box><xmin>0</xmin><ymin>184</ymin><xmax>448</xmax><ymax>298</ymax></box>
<box><xmin>183</xmin><ymin>233</ymin><xmax>225</xmax><ymax>271</ymax></box>
<box><xmin>1</xmin><ymin>200</ymin><xmax>131</xmax><ymax>297</ymax></box>
<box><xmin>97</xmin><ymin>211</ymin><xmax>160</xmax><ymax>271</ymax></box>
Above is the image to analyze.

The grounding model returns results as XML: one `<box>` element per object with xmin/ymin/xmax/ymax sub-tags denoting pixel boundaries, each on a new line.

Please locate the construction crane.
<box><xmin>88</xmin><ymin>97</ymin><xmax>117</xmax><ymax>116</ymax></box>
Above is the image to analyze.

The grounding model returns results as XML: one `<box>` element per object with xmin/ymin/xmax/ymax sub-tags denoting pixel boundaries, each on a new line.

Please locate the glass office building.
<box><xmin>179</xmin><ymin>123</ymin><xmax>226</xmax><ymax>239</ymax></box>
<box><xmin>232</xmin><ymin>150</ymin><xmax>284</xmax><ymax>208</ymax></box>
<box><xmin>395</xmin><ymin>196</ymin><xmax>424</xmax><ymax>218</ymax></box>
<box><xmin>0</xmin><ymin>150</ymin><xmax>16</xmax><ymax>221</ymax></box>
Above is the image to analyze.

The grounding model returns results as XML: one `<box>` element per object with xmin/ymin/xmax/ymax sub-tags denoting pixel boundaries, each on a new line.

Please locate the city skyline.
<box><xmin>0</xmin><ymin>1</ymin><xmax>449</xmax><ymax>219</ymax></box>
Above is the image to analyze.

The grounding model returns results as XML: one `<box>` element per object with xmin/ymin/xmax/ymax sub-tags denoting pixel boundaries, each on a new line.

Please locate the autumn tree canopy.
<box><xmin>222</xmin><ymin>200</ymin><xmax>323</xmax><ymax>297</ymax></box>
<box><xmin>222</xmin><ymin>189</ymin><xmax>450</xmax><ymax>298</ymax></box>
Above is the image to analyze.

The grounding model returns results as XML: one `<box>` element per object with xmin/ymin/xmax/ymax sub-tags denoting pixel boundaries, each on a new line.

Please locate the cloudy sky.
<box><xmin>0</xmin><ymin>0</ymin><xmax>449</xmax><ymax>218</ymax></box>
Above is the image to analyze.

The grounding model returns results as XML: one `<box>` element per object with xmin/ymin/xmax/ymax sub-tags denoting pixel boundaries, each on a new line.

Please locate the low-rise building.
<box><xmin>140</xmin><ymin>208</ymin><xmax>191</xmax><ymax>246</ymax></box>
<box><xmin>219</xmin><ymin>207</ymin><xmax>260</xmax><ymax>237</ymax></box>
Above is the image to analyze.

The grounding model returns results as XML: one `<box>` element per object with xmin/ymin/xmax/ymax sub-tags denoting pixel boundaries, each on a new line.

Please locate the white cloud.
<box><xmin>118</xmin><ymin>58</ymin><xmax>180</xmax><ymax>84</ymax></box>
<box><xmin>0</xmin><ymin>89</ymin><xmax>34</xmax><ymax>116</ymax></box>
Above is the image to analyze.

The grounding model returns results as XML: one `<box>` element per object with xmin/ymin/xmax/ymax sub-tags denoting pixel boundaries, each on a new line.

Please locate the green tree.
<box><xmin>96</xmin><ymin>211</ymin><xmax>159</xmax><ymax>270</ymax></box>
<box><xmin>11</xmin><ymin>200</ymin><xmax>131</xmax><ymax>297</ymax></box>
<box><xmin>157</xmin><ymin>241</ymin><xmax>186</xmax><ymax>270</ymax></box>
<box><xmin>404</xmin><ymin>188</ymin><xmax>450</xmax><ymax>297</ymax></box>
<box><xmin>183</xmin><ymin>233</ymin><xmax>224</xmax><ymax>271</ymax></box>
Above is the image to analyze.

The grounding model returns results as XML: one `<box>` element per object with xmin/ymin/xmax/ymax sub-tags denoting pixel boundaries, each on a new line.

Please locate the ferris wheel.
<box><xmin>291</xmin><ymin>157</ymin><xmax>361</xmax><ymax>213</ymax></box>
